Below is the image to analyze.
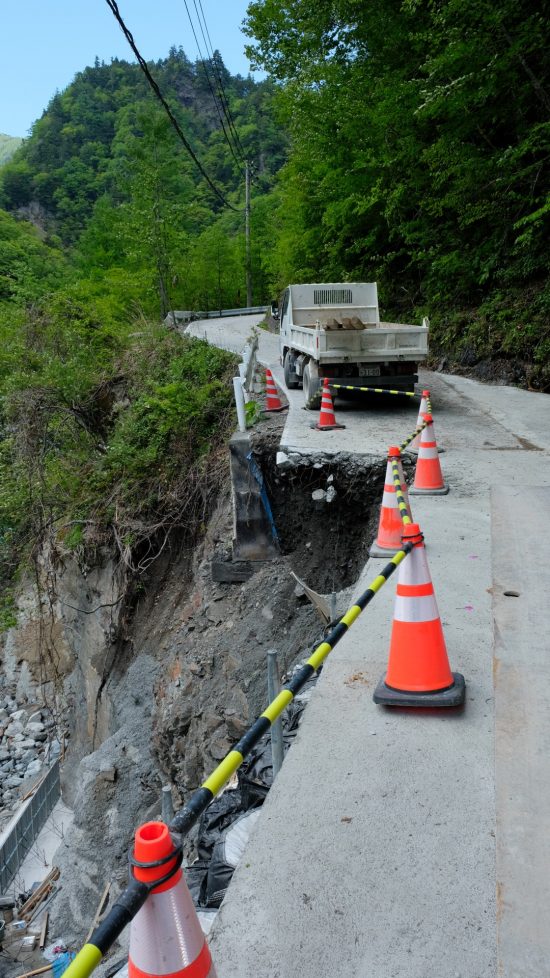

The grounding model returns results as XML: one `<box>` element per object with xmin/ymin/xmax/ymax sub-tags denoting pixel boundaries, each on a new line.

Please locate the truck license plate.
<box><xmin>358</xmin><ymin>364</ymin><xmax>381</xmax><ymax>377</ymax></box>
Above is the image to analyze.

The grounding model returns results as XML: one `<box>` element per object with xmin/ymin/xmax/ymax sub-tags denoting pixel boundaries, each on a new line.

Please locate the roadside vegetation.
<box><xmin>1</xmin><ymin>6</ymin><xmax>550</xmax><ymax>621</ymax></box>
<box><xmin>0</xmin><ymin>231</ymin><xmax>236</xmax><ymax>628</ymax></box>
<box><xmin>245</xmin><ymin>0</ymin><xmax>550</xmax><ymax>387</ymax></box>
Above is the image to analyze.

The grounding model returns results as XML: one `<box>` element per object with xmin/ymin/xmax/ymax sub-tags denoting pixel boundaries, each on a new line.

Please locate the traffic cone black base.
<box><xmin>310</xmin><ymin>421</ymin><xmax>346</xmax><ymax>430</ymax></box>
<box><xmin>369</xmin><ymin>543</ymin><xmax>402</xmax><ymax>558</ymax></box>
<box><xmin>373</xmin><ymin>672</ymin><xmax>465</xmax><ymax>708</ymax></box>
<box><xmin>409</xmin><ymin>484</ymin><xmax>449</xmax><ymax>496</ymax></box>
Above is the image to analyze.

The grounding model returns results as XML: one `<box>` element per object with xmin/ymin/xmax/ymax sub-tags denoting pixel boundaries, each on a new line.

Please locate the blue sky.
<box><xmin>0</xmin><ymin>1</ymin><xmax>261</xmax><ymax>137</ymax></box>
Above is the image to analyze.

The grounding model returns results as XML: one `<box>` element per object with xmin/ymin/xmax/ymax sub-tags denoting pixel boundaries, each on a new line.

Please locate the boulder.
<box><xmin>5</xmin><ymin>721</ymin><xmax>24</xmax><ymax>737</ymax></box>
<box><xmin>9</xmin><ymin>709</ymin><xmax>27</xmax><ymax>722</ymax></box>
<box><xmin>25</xmin><ymin>722</ymin><xmax>45</xmax><ymax>735</ymax></box>
<box><xmin>4</xmin><ymin>775</ymin><xmax>23</xmax><ymax>789</ymax></box>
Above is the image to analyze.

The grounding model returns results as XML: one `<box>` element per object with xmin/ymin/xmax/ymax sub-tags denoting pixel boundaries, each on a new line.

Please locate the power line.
<box><xmin>104</xmin><ymin>0</ymin><xmax>241</xmax><ymax>211</ymax></box>
<box><xmin>182</xmin><ymin>0</ymin><xmax>245</xmax><ymax>173</ymax></box>
<box><xmin>191</xmin><ymin>0</ymin><xmax>246</xmax><ymax>167</ymax></box>
<box><xmin>194</xmin><ymin>0</ymin><xmax>248</xmax><ymax>164</ymax></box>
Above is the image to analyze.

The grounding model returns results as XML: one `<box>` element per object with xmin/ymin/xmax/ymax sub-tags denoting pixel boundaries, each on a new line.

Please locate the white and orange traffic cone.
<box><xmin>373</xmin><ymin>523</ymin><xmax>465</xmax><ymax>707</ymax></box>
<box><xmin>264</xmin><ymin>369</ymin><xmax>287</xmax><ymax>412</ymax></box>
<box><xmin>313</xmin><ymin>379</ymin><xmax>345</xmax><ymax>431</ymax></box>
<box><xmin>409</xmin><ymin>414</ymin><xmax>449</xmax><ymax>495</ymax></box>
<box><xmin>408</xmin><ymin>389</ymin><xmax>430</xmax><ymax>452</ymax></box>
<box><xmin>369</xmin><ymin>447</ymin><xmax>413</xmax><ymax>557</ymax></box>
<box><xmin>129</xmin><ymin>821</ymin><xmax>217</xmax><ymax>978</ymax></box>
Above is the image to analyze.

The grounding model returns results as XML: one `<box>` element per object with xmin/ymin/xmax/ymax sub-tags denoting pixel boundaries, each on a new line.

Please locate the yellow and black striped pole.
<box><xmin>390</xmin><ymin>456</ymin><xmax>412</xmax><ymax>526</ymax></box>
<box><xmin>400</xmin><ymin>417</ymin><xmax>429</xmax><ymax>452</ymax></box>
<box><xmin>61</xmin><ymin>546</ymin><xmax>414</xmax><ymax>978</ymax></box>
<box><xmin>328</xmin><ymin>383</ymin><xmax>416</xmax><ymax>398</ymax></box>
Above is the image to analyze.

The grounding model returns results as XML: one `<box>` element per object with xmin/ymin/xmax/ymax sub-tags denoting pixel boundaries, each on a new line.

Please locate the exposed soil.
<box><xmin>1</xmin><ymin>406</ymin><xmax>390</xmax><ymax>966</ymax></box>
<box><xmin>429</xmin><ymin>351</ymin><xmax>550</xmax><ymax>393</ymax></box>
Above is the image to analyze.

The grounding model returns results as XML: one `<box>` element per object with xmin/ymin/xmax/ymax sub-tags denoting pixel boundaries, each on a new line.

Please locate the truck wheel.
<box><xmin>284</xmin><ymin>351</ymin><xmax>300</xmax><ymax>389</ymax></box>
<box><xmin>303</xmin><ymin>363</ymin><xmax>322</xmax><ymax>410</ymax></box>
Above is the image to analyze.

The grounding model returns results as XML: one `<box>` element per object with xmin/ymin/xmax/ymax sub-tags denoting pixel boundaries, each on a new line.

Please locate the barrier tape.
<box><xmin>399</xmin><ymin>417</ymin><xmax>429</xmax><ymax>452</ymax></box>
<box><xmin>390</xmin><ymin>458</ymin><xmax>412</xmax><ymax>526</ymax></box>
<box><xmin>61</xmin><ymin>545</ymin><xmax>414</xmax><ymax>978</ymax></box>
<box><xmin>63</xmin><ymin>386</ymin><xmax>439</xmax><ymax>978</ymax></box>
<box><xmin>328</xmin><ymin>383</ymin><xmax>416</xmax><ymax>398</ymax></box>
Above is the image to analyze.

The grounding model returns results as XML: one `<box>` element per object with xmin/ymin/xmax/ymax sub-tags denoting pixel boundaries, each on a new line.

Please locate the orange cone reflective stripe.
<box><xmin>265</xmin><ymin>369</ymin><xmax>286</xmax><ymax>412</ymax></box>
<box><xmin>410</xmin><ymin>414</ymin><xmax>449</xmax><ymax>495</ymax></box>
<box><xmin>314</xmin><ymin>379</ymin><xmax>345</xmax><ymax>430</ymax></box>
<box><xmin>373</xmin><ymin>524</ymin><xmax>465</xmax><ymax>707</ymax></box>
<box><xmin>386</xmin><ymin>534</ymin><xmax>453</xmax><ymax>692</ymax></box>
<box><xmin>128</xmin><ymin>822</ymin><xmax>216</xmax><ymax>978</ymax></box>
<box><xmin>409</xmin><ymin>389</ymin><xmax>430</xmax><ymax>451</ymax></box>
<box><xmin>370</xmin><ymin>447</ymin><xmax>412</xmax><ymax>557</ymax></box>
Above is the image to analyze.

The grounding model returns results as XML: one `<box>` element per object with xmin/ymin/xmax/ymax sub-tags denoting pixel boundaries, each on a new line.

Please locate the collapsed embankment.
<box><xmin>0</xmin><ymin>406</ymin><xmax>389</xmax><ymax>963</ymax></box>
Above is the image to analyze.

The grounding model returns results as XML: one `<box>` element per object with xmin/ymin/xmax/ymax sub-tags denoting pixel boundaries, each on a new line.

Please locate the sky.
<box><xmin>0</xmin><ymin>0</ymin><xmax>262</xmax><ymax>137</ymax></box>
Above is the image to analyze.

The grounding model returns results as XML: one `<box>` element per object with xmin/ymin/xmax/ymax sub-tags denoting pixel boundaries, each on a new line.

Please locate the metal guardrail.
<box><xmin>165</xmin><ymin>306</ymin><xmax>268</xmax><ymax>327</ymax></box>
<box><xmin>234</xmin><ymin>333</ymin><xmax>261</xmax><ymax>431</ymax></box>
<box><xmin>0</xmin><ymin>760</ymin><xmax>61</xmax><ymax>893</ymax></box>
<box><xmin>198</xmin><ymin>306</ymin><xmax>268</xmax><ymax>320</ymax></box>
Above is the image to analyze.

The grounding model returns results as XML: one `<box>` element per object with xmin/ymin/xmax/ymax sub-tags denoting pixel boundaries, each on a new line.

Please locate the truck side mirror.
<box><xmin>271</xmin><ymin>301</ymin><xmax>279</xmax><ymax>319</ymax></box>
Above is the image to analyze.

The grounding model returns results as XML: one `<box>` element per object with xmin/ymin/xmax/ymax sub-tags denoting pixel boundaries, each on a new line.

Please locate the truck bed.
<box><xmin>285</xmin><ymin>322</ymin><xmax>428</xmax><ymax>364</ymax></box>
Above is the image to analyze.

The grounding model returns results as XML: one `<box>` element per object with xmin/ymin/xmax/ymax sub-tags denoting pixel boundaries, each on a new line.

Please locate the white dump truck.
<box><xmin>277</xmin><ymin>282</ymin><xmax>428</xmax><ymax>407</ymax></box>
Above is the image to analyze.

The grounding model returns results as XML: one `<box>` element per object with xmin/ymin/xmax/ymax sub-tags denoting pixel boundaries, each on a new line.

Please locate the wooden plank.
<box><xmin>85</xmin><ymin>883</ymin><xmax>110</xmax><ymax>944</ymax></box>
<box><xmin>19</xmin><ymin>868</ymin><xmax>59</xmax><ymax>920</ymax></box>
<box><xmin>14</xmin><ymin>965</ymin><xmax>52</xmax><ymax>978</ymax></box>
<box><xmin>39</xmin><ymin>912</ymin><xmax>48</xmax><ymax>950</ymax></box>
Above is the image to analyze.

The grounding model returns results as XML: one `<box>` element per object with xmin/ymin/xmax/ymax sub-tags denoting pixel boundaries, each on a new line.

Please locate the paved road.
<box><xmin>187</xmin><ymin>314</ymin><xmax>550</xmax><ymax>976</ymax></box>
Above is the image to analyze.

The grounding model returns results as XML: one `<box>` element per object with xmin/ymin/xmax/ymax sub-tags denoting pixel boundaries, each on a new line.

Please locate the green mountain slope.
<box><xmin>0</xmin><ymin>51</ymin><xmax>284</xmax><ymax>245</ymax></box>
<box><xmin>0</xmin><ymin>134</ymin><xmax>22</xmax><ymax>166</ymax></box>
<box><xmin>0</xmin><ymin>49</ymin><xmax>286</xmax><ymax>315</ymax></box>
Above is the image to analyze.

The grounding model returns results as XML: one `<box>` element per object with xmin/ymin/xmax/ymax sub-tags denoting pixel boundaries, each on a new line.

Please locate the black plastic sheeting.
<box><xmin>184</xmin><ymin>669</ymin><xmax>319</xmax><ymax>910</ymax></box>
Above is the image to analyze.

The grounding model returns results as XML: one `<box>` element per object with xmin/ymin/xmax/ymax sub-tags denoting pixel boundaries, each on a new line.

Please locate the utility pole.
<box><xmin>245</xmin><ymin>160</ymin><xmax>252</xmax><ymax>307</ymax></box>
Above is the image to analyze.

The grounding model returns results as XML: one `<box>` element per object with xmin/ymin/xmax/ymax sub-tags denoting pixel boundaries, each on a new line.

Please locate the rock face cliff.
<box><xmin>0</xmin><ymin>407</ymin><xmax>382</xmax><ymax>953</ymax></box>
<box><xmin>0</xmin><ymin>133</ymin><xmax>22</xmax><ymax>166</ymax></box>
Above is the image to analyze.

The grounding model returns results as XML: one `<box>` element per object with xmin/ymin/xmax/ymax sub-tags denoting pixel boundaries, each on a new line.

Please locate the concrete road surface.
<box><xmin>186</xmin><ymin>313</ymin><xmax>550</xmax><ymax>976</ymax></box>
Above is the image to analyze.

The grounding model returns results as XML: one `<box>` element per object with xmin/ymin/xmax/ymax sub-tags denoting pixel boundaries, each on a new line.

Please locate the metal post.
<box><xmin>233</xmin><ymin>376</ymin><xmax>247</xmax><ymax>432</ymax></box>
<box><xmin>267</xmin><ymin>649</ymin><xmax>284</xmax><ymax>778</ymax></box>
<box><xmin>245</xmin><ymin>160</ymin><xmax>252</xmax><ymax>307</ymax></box>
<box><xmin>161</xmin><ymin>784</ymin><xmax>174</xmax><ymax>824</ymax></box>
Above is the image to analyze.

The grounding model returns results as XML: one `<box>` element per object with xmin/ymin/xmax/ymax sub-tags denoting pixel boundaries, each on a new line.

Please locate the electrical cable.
<box><xmin>182</xmin><ymin>0</ymin><xmax>245</xmax><ymax>172</ymax></box>
<box><xmin>194</xmin><ymin>0</ymin><xmax>248</xmax><ymax>163</ymax></box>
<box><xmin>104</xmin><ymin>0</ymin><xmax>242</xmax><ymax>211</ymax></box>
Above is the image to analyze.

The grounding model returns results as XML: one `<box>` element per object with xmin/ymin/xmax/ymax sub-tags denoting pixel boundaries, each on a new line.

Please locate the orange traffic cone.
<box><xmin>313</xmin><ymin>379</ymin><xmax>345</xmax><ymax>431</ymax></box>
<box><xmin>409</xmin><ymin>389</ymin><xmax>430</xmax><ymax>452</ymax></box>
<box><xmin>369</xmin><ymin>447</ymin><xmax>413</xmax><ymax>557</ymax></box>
<box><xmin>409</xmin><ymin>414</ymin><xmax>449</xmax><ymax>495</ymax></box>
<box><xmin>129</xmin><ymin>821</ymin><xmax>217</xmax><ymax>978</ymax></box>
<box><xmin>373</xmin><ymin>524</ymin><xmax>465</xmax><ymax>707</ymax></box>
<box><xmin>265</xmin><ymin>369</ymin><xmax>287</xmax><ymax>412</ymax></box>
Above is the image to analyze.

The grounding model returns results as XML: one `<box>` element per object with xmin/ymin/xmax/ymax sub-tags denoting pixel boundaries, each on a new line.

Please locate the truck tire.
<box><xmin>303</xmin><ymin>363</ymin><xmax>322</xmax><ymax>410</ymax></box>
<box><xmin>284</xmin><ymin>350</ymin><xmax>300</xmax><ymax>389</ymax></box>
